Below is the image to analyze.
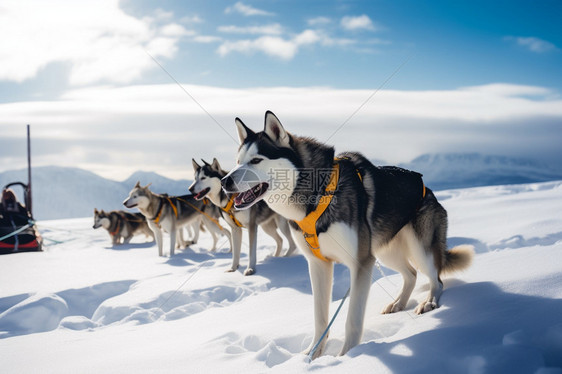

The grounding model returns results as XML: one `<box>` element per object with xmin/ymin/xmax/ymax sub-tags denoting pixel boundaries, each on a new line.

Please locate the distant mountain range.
<box><xmin>1</xmin><ymin>153</ymin><xmax>561</xmax><ymax>220</ymax></box>
<box><xmin>0</xmin><ymin>167</ymin><xmax>191</xmax><ymax>220</ymax></box>
<box><xmin>397</xmin><ymin>153</ymin><xmax>562</xmax><ymax>191</ymax></box>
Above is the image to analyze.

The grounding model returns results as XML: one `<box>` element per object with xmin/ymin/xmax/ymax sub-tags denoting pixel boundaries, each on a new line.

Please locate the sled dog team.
<box><xmin>95</xmin><ymin>111</ymin><xmax>474</xmax><ymax>358</ymax></box>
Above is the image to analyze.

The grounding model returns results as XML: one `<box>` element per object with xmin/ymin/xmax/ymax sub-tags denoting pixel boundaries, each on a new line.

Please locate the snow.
<box><xmin>1</xmin><ymin>181</ymin><xmax>562</xmax><ymax>373</ymax></box>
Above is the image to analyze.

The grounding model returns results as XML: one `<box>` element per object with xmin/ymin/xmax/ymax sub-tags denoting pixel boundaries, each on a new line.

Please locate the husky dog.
<box><xmin>93</xmin><ymin>209</ymin><xmax>153</xmax><ymax>245</ymax></box>
<box><xmin>123</xmin><ymin>182</ymin><xmax>228</xmax><ymax>256</ymax></box>
<box><xmin>222</xmin><ymin>111</ymin><xmax>474</xmax><ymax>358</ymax></box>
<box><xmin>189</xmin><ymin>158</ymin><xmax>296</xmax><ymax>275</ymax></box>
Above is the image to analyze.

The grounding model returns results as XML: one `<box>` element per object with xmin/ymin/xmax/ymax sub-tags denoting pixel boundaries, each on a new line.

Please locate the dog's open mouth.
<box><xmin>124</xmin><ymin>201</ymin><xmax>137</xmax><ymax>209</ymax></box>
<box><xmin>233</xmin><ymin>183</ymin><xmax>269</xmax><ymax>209</ymax></box>
<box><xmin>193</xmin><ymin>187</ymin><xmax>210</xmax><ymax>200</ymax></box>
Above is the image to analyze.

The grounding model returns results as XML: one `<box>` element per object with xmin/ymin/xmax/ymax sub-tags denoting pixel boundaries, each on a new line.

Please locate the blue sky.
<box><xmin>0</xmin><ymin>0</ymin><xmax>561</xmax><ymax>180</ymax></box>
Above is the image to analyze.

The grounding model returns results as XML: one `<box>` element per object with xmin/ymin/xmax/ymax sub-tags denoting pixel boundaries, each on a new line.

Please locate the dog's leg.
<box><xmin>169</xmin><ymin>223</ymin><xmax>176</xmax><ymax>257</ymax></box>
<box><xmin>228</xmin><ymin>227</ymin><xmax>242</xmax><ymax>272</ymax></box>
<box><xmin>187</xmin><ymin>218</ymin><xmax>201</xmax><ymax>246</ymax></box>
<box><xmin>341</xmin><ymin>259</ymin><xmax>374</xmax><ymax>356</ymax></box>
<box><xmin>303</xmin><ymin>258</ymin><xmax>333</xmax><ymax>359</ymax></box>
<box><xmin>413</xmin><ymin>253</ymin><xmax>442</xmax><ymax>314</ymax></box>
<box><xmin>222</xmin><ymin>226</ymin><xmax>232</xmax><ymax>253</ymax></box>
<box><xmin>377</xmin><ymin>248</ymin><xmax>417</xmax><ymax>314</ymax></box>
<box><xmin>245</xmin><ymin>223</ymin><xmax>258</xmax><ymax>275</ymax></box>
<box><xmin>277</xmin><ymin>217</ymin><xmax>297</xmax><ymax>256</ymax></box>
<box><xmin>260</xmin><ymin>219</ymin><xmax>283</xmax><ymax>257</ymax></box>
<box><xmin>148</xmin><ymin>221</ymin><xmax>163</xmax><ymax>256</ymax></box>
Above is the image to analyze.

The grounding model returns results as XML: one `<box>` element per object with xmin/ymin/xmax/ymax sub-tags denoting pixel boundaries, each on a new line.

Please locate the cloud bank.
<box><xmin>1</xmin><ymin>83</ymin><xmax>560</xmax><ymax>180</ymax></box>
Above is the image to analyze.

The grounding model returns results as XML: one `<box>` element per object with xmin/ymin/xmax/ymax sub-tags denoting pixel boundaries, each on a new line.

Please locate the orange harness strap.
<box><xmin>109</xmin><ymin>219</ymin><xmax>121</xmax><ymax>236</ymax></box>
<box><xmin>153</xmin><ymin>197</ymin><xmax>177</xmax><ymax>225</ymax></box>
<box><xmin>176</xmin><ymin>197</ymin><xmax>225</xmax><ymax>231</ymax></box>
<box><xmin>222</xmin><ymin>195</ymin><xmax>244</xmax><ymax>228</ymax></box>
<box><xmin>294</xmin><ymin>162</ymin><xmax>340</xmax><ymax>262</ymax></box>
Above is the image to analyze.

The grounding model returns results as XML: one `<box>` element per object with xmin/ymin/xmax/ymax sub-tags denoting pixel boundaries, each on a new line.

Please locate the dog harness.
<box><xmin>222</xmin><ymin>195</ymin><xmax>244</xmax><ymax>228</ymax></box>
<box><xmin>109</xmin><ymin>214</ymin><xmax>121</xmax><ymax>237</ymax></box>
<box><xmin>152</xmin><ymin>197</ymin><xmax>177</xmax><ymax>226</ymax></box>
<box><xmin>178</xmin><ymin>197</ymin><xmax>225</xmax><ymax>231</ymax></box>
<box><xmin>294</xmin><ymin>161</ymin><xmax>340</xmax><ymax>262</ymax></box>
<box><xmin>295</xmin><ymin>160</ymin><xmax>427</xmax><ymax>262</ymax></box>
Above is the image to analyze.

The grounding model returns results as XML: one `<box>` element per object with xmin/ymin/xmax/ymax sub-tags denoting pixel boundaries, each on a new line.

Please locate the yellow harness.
<box><xmin>294</xmin><ymin>162</ymin><xmax>340</xmax><ymax>262</ymax></box>
<box><xmin>295</xmin><ymin>160</ymin><xmax>426</xmax><ymax>262</ymax></box>
<box><xmin>152</xmin><ymin>197</ymin><xmax>177</xmax><ymax>226</ymax></box>
<box><xmin>222</xmin><ymin>195</ymin><xmax>244</xmax><ymax>228</ymax></box>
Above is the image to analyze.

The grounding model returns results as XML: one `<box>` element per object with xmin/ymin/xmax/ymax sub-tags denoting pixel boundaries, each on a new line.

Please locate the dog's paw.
<box><xmin>414</xmin><ymin>299</ymin><xmax>438</xmax><ymax>315</ymax></box>
<box><xmin>382</xmin><ymin>302</ymin><xmax>404</xmax><ymax>314</ymax></box>
<box><xmin>243</xmin><ymin>268</ymin><xmax>255</xmax><ymax>276</ymax></box>
<box><xmin>225</xmin><ymin>266</ymin><xmax>239</xmax><ymax>273</ymax></box>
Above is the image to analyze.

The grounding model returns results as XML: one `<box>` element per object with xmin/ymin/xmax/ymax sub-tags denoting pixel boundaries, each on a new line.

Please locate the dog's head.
<box><xmin>93</xmin><ymin>209</ymin><xmax>110</xmax><ymax>229</ymax></box>
<box><xmin>222</xmin><ymin>111</ymin><xmax>300</xmax><ymax>210</ymax></box>
<box><xmin>189</xmin><ymin>158</ymin><xmax>226</xmax><ymax>201</ymax></box>
<box><xmin>123</xmin><ymin>181</ymin><xmax>151</xmax><ymax>210</ymax></box>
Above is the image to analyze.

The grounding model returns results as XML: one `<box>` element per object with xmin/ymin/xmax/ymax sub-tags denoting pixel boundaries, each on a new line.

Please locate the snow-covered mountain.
<box><xmin>398</xmin><ymin>153</ymin><xmax>562</xmax><ymax>191</ymax></box>
<box><xmin>0</xmin><ymin>167</ymin><xmax>192</xmax><ymax>220</ymax></box>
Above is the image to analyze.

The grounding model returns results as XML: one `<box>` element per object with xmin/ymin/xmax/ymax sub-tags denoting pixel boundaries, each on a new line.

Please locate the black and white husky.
<box><xmin>93</xmin><ymin>209</ymin><xmax>153</xmax><ymax>245</ymax></box>
<box><xmin>222</xmin><ymin>111</ymin><xmax>474</xmax><ymax>358</ymax></box>
<box><xmin>189</xmin><ymin>158</ymin><xmax>296</xmax><ymax>275</ymax></box>
<box><xmin>123</xmin><ymin>182</ymin><xmax>228</xmax><ymax>256</ymax></box>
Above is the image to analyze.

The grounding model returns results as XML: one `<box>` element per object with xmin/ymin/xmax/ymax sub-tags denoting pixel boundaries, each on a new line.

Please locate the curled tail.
<box><xmin>441</xmin><ymin>245</ymin><xmax>474</xmax><ymax>275</ymax></box>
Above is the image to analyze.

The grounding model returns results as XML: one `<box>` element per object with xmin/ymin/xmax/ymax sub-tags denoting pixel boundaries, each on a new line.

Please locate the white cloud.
<box><xmin>218</xmin><ymin>24</ymin><xmax>283</xmax><ymax>35</ymax></box>
<box><xmin>216</xmin><ymin>29</ymin><xmax>355</xmax><ymax>59</ymax></box>
<box><xmin>160</xmin><ymin>23</ymin><xmax>195</xmax><ymax>37</ymax></box>
<box><xmin>218</xmin><ymin>36</ymin><xmax>298</xmax><ymax>60</ymax></box>
<box><xmin>341</xmin><ymin>15</ymin><xmax>376</xmax><ymax>31</ymax></box>
<box><xmin>180</xmin><ymin>15</ymin><xmax>204</xmax><ymax>24</ymax></box>
<box><xmin>224</xmin><ymin>2</ymin><xmax>274</xmax><ymax>17</ymax></box>
<box><xmin>307</xmin><ymin>16</ymin><xmax>331</xmax><ymax>26</ymax></box>
<box><xmin>506</xmin><ymin>36</ymin><xmax>559</xmax><ymax>53</ymax></box>
<box><xmin>1</xmin><ymin>83</ymin><xmax>561</xmax><ymax>179</ymax></box>
<box><xmin>0</xmin><ymin>0</ymin><xmax>188</xmax><ymax>86</ymax></box>
<box><xmin>193</xmin><ymin>35</ymin><xmax>223</xmax><ymax>44</ymax></box>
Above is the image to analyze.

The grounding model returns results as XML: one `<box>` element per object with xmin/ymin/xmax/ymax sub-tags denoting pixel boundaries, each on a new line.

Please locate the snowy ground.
<box><xmin>1</xmin><ymin>181</ymin><xmax>562</xmax><ymax>373</ymax></box>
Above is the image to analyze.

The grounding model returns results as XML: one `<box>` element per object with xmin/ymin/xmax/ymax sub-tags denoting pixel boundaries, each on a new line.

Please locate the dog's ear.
<box><xmin>134</xmin><ymin>181</ymin><xmax>141</xmax><ymax>188</ymax></box>
<box><xmin>192</xmin><ymin>158</ymin><xmax>201</xmax><ymax>172</ymax></box>
<box><xmin>211</xmin><ymin>158</ymin><xmax>221</xmax><ymax>171</ymax></box>
<box><xmin>94</xmin><ymin>208</ymin><xmax>98</xmax><ymax>214</ymax></box>
<box><xmin>144</xmin><ymin>183</ymin><xmax>152</xmax><ymax>189</ymax></box>
<box><xmin>201</xmin><ymin>159</ymin><xmax>211</xmax><ymax>167</ymax></box>
<box><xmin>264</xmin><ymin>111</ymin><xmax>290</xmax><ymax>147</ymax></box>
<box><xmin>235</xmin><ymin>118</ymin><xmax>254</xmax><ymax>144</ymax></box>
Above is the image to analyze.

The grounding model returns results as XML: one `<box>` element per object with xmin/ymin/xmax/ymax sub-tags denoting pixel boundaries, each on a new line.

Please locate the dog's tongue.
<box><xmin>234</xmin><ymin>192</ymin><xmax>245</xmax><ymax>206</ymax></box>
<box><xmin>234</xmin><ymin>189</ymin><xmax>256</xmax><ymax>206</ymax></box>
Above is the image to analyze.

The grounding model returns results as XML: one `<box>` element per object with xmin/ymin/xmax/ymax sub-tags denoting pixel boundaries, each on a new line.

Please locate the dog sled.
<box><xmin>0</xmin><ymin>125</ymin><xmax>42</xmax><ymax>254</ymax></box>
<box><xmin>0</xmin><ymin>182</ymin><xmax>42</xmax><ymax>254</ymax></box>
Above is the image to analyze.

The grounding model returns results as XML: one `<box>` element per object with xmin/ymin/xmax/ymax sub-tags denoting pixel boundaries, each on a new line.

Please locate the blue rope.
<box><xmin>0</xmin><ymin>220</ymin><xmax>34</xmax><ymax>242</ymax></box>
<box><xmin>308</xmin><ymin>287</ymin><xmax>351</xmax><ymax>360</ymax></box>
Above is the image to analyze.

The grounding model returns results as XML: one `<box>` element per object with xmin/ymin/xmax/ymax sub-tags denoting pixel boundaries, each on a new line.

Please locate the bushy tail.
<box><xmin>441</xmin><ymin>245</ymin><xmax>474</xmax><ymax>275</ymax></box>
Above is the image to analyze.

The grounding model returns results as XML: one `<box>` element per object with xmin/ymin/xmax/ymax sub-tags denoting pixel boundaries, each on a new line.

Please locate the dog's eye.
<box><xmin>250</xmin><ymin>158</ymin><xmax>263</xmax><ymax>165</ymax></box>
<box><xmin>201</xmin><ymin>177</ymin><xmax>207</xmax><ymax>180</ymax></box>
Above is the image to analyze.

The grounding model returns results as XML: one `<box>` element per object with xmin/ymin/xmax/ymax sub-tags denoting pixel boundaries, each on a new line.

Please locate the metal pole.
<box><xmin>27</xmin><ymin>124</ymin><xmax>32</xmax><ymax>217</ymax></box>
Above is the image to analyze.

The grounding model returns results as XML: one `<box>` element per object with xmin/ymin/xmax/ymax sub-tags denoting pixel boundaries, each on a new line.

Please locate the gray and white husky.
<box><xmin>93</xmin><ymin>209</ymin><xmax>154</xmax><ymax>245</ymax></box>
<box><xmin>222</xmin><ymin>111</ymin><xmax>474</xmax><ymax>358</ymax></box>
<box><xmin>189</xmin><ymin>158</ymin><xmax>296</xmax><ymax>275</ymax></box>
<box><xmin>123</xmin><ymin>182</ymin><xmax>228</xmax><ymax>256</ymax></box>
